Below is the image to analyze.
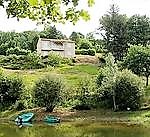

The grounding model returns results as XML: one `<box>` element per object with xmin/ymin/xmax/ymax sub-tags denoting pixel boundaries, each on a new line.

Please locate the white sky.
<box><xmin>0</xmin><ymin>0</ymin><xmax>150</xmax><ymax>37</ymax></box>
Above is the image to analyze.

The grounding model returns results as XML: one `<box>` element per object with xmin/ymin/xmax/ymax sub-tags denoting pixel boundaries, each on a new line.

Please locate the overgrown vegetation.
<box><xmin>0</xmin><ymin>74</ymin><xmax>24</xmax><ymax>111</ymax></box>
<box><xmin>0</xmin><ymin>3</ymin><xmax>150</xmax><ymax>116</ymax></box>
<box><xmin>33</xmin><ymin>75</ymin><xmax>63</xmax><ymax>112</ymax></box>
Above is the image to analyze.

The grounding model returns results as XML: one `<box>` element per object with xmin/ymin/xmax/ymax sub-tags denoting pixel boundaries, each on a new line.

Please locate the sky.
<box><xmin>0</xmin><ymin>0</ymin><xmax>150</xmax><ymax>37</ymax></box>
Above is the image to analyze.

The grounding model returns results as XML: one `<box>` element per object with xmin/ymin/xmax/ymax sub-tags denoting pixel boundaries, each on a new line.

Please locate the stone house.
<box><xmin>37</xmin><ymin>38</ymin><xmax>75</xmax><ymax>58</ymax></box>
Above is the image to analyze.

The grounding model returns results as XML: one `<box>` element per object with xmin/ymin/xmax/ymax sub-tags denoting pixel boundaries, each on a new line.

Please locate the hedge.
<box><xmin>75</xmin><ymin>49</ymin><xmax>96</xmax><ymax>56</ymax></box>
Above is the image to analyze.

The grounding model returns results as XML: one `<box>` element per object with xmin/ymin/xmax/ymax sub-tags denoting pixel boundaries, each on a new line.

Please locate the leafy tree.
<box><xmin>73</xmin><ymin>77</ymin><xmax>96</xmax><ymax>110</ymax></box>
<box><xmin>97</xmin><ymin>53</ymin><xmax>118</xmax><ymax>110</ymax></box>
<box><xmin>113</xmin><ymin>70</ymin><xmax>143</xmax><ymax>111</ymax></box>
<box><xmin>98</xmin><ymin>69</ymin><xmax>143</xmax><ymax>111</ymax></box>
<box><xmin>99</xmin><ymin>4</ymin><xmax>128</xmax><ymax>61</ymax></box>
<box><xmin>33</xmin><ymin>75</ymin><xmax>63</xmax><ymax>112</ymax></box>
<box><xmin>0</xmin><ymin>31</ymin><xmax>39</xmax><ymax>55</ymax></box>
<box><xmin>79</xmin><ymin>39</ymin><xmax>92</xmax><ymax>49</ymax></box>
<box><xmin>123</xmin><ymin>45</ymin><xmax>150</xmax><ymax>86</ymax></box>
<box><xmin>40</xmin><ymin>26</ymin><xmax>64</xmax><ymax>39</ymax></box>
<box><xmin>127</xmin><ymin>15</ymin><xmax>150</xmax><ymax>46</ymax></box>
<box><xmin>69</xmin><ymin>31</ymin><xmax>85</xmax><ymax>46</ymax></box>
<box><xmin>20</xmin><ymin>31</ymin><xmax>39</xmax><ymax>51</ymax></box>
<box><xmin>2</xmin><ymin>0</ymin><xmax>94</xmax><ymax>24</ymax></box>
<box><xmin>86</xmin><ymin>32</ymin><xmax>95</xmax><ymax>40</ymax></box>
<box><xmin>6</xmin><ymin>47</ymin><xmax>30</xmax><ymax>55</ymax></box>
<box><xmin>0</xmin><ymin>75</ymin><xmax>24</xmax><ymax>110</ymax></box>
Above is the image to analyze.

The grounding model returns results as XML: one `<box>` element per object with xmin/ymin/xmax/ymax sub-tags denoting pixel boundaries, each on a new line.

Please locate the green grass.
<box><xmin>1</xmin><ymin>108</ymin><xmax>150</xmax><ymax>126</ymax></box>
<box><xmin>2</xmin><ymin>64</ymin><xmax>99</xmax><ymax>89</ymax></box>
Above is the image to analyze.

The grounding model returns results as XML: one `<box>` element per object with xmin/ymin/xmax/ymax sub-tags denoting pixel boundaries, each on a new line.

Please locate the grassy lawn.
<box><xmin>2</xmin><ymin>64</ymin><xmax>99</xmax><ymax>89</ymax></box>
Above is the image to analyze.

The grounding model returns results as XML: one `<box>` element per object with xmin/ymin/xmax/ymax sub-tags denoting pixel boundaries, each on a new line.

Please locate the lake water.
<box><xmin>0</xmin><ymin>122</ymin><xmax>150</xmax><ymax>137</ymax></box>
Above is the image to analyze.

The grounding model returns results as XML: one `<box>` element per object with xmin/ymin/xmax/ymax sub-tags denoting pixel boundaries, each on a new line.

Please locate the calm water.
<box><xmin>0</xmin><ymin>122</ymin><xmax>150</xmax><ymax>137</ymax></box>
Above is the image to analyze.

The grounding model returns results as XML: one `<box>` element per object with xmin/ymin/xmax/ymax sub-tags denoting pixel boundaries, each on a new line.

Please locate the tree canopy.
<box><xmin>127</xmin><ymin>15</ymin><xmax>150</xmax><ymax>46</ymax></box>
<box><xmin>99</xmin><ymin>4</ymin><xmax>128</xmax><ymax>61</ymax></box>
<box><xmin>1</xmin><ymin>0</ymin><xmax>95</xmax><ymax>24</ymax></box>
<box><xmin>123</xmin><ymin>45</ymin><xmax>150</xmax><ymax>86</ymax></box>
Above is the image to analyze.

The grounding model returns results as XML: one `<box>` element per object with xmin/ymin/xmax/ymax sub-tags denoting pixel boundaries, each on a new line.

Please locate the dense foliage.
<box><xmin>122</xmin><ymin>45</ymin><xmax>150</xmax><ymax>86</ymax></box>
<box><xmin>127</xmin><ymin>15</ymin><xmax>150</xmax><ymax>46</ymax></box>
<box><xmin>75</xmin><ymin>49</ymin><xmax>96</xmax><ymax>56</ymax></box>
<box><xmin>0</xmin><ymin>75</ymin><xmax>24</xmax><ymax>111</ymax></box>
<box><xmin>2</xmin><ymin>0</ymin><xmax>94</xmax><ymax>24</ymax></box>
<box><xmin>73</xmin><ymin>78</ymin><xmax>96</xmax><ymax>110</ymax></box>
<box><xmin>78</xmin><ymin>39</ymin><xmax>92</xmax><ymax>49</ymax></box>
<box><xmin>99</xmin><ymin>4</ymin><xmax>128</xmax><ymax>61</ymax></box>
<box><xmin>40</xmin><ymin>26</ymin><xmax>65</xmax><ymax>39</ymax></box>
<box><xmin>33</xmin><ymin>75</ymin><xmax>63</xmax><ymax>112</ymax></box>
<box><xmin>97</xmin><ymin>69</ymin><xmax>143</xmax><ymax>111</ymax></box>
<box><xmin>0</xmin><ymin>52</ymin><xmax>44</xmax><ymax>69</ymax></box>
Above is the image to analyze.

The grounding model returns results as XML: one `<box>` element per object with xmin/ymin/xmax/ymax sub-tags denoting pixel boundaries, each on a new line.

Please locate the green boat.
<box><xmin>15</xmin><ymin>113</ymin><xmax>34</xmax><ymax>123</ymax></box>
<box><xmin>44</xmin><ymin>115</ymin><xmax>60</xmax><ymax>123</ymax></box>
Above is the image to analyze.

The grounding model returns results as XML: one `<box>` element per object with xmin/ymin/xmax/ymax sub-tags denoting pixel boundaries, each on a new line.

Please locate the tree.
<box><xmin>123</xmin><ymin>45</ymin><xmax>150</xmax><ymax>86</ymax></box>
<box><xmin>0</xmin><ymin>75</ymin><xmax>24</xmax><ymax>110</ymax></box>
<box><xmin>69</xmin><ymin>31</ymin><xmax>85</xmax><ymax>46</ymax></box>
<box><xmin>99</xmin><ymin>4</ymin><xmax>128</xmax><ymax>61</ymax></box>
<box><xmin>40</xmin><ymin>25</ymin><xmax>64</xmax><ymax>39</ymax></box>
<box><xmin>127</xmin><ymin>15</ymin><xmax>150</xmax><ymax>46</ymax></box>
<box><xmin>78</xmin><ymin>39</ymin><xmax>92</xmax><ymax>49</ymax></box>
<box><xmin>33</xmin><ymin>75</ymin><xmax>63</xmax><ymax>112</ymax></box>
<box><xmin>97</xmin><ymin>53</ymin><xmax>118</xmax><ymax>111</ymax></box>
<box><xmin>2</xmin><ymin>0</ymin><xmax>94</xmax><ymax>24</ymax></box>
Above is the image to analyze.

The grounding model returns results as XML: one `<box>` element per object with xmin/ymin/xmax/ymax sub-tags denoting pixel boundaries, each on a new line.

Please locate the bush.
<box><xmin>33</xmin><ymin>75</ymin><xmax>63</xmax><ymax>112</ymax></box>
<box><xmin>75</xmin><ymin>49</ymin><xmax>96</xmax><ymax>56</ymax></box>
<box><xmin>14</xmin><ymin>87</ymin><xmax>33</xmax><ymax>111</ymax></box>
<box><xmin>88</xmin><ymin>49</ymin><xmax>96</xmax><ymax>56</ymax></box>
<box><xmin>46</xmin><ymin>53</ymin><xmax>62</xmax><ymax>67</ymax></box>
<box><xmin>0</xmin><ymin>52</ymin><xmax>44</xmax><ymax>69</ymax></box>
<box><xmin>0</xmin><ymin>75</ymin><xmax>24</xmax><ymax>111</ymax></box>
<box><xmin>73</xmin><ymin>78</ymin><xmax>96</xmax><ymax>110</ymax></box>
<box><xmin>6</xmin><ymin>47</ymin><xmax>31</xmax><ymax>55</ymax></box>
<box><xmin>114</xmin><ymin>70</ymin><xmax>143</xmax><ymax>110</ymax></box>
<box><xmin>98</xmin><ymin>69</ymin><xmax>144</xmax><ymax>111</ymax></box>
<box><xmin>79</xmin><ymin>39</ymin><xmax>92</xmax><ymax>49</ymax></box>
<box><xmin>60</xmin><ymin>58</ymin><xmax>74</xmax><ymax>66</ymax></box>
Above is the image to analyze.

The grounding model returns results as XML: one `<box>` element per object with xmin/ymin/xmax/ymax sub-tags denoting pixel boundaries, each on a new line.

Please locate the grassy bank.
<box><xmin>1</xmin><ymin>63</ymin><xmax>150</xmax><ymax>126</ymax></box>
<box><xmin>2</xmin><ymin>64</ymin><xmax>99</xmax><ymax>89</ymax></box>
<box><xmin>0</xmin><ymin>108</ymin><xmax>150</xmax><ymax>126</ymax></box>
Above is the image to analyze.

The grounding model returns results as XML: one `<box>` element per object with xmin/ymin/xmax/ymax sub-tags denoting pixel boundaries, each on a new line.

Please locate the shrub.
<box><xmin>0</xmin><ymin>43</ymin><xmax>9</xmax><ymax>55</ymax></box>
<box><xmin>79</xmin><ymin>39</ymin><xmax>92</xmax><ymax>49</ymax></box>
<box><xmin>60</xmin><ymin>57</ymin><xmax>74</xmax><ymax>65</ymax></box>
<box><xmin>73</xmin><ymin>78</ymin><xmax>96</xmax><ymax>110</ymax></box>
<box><xmin>88</xmin><ymin>49</ymin><xmax>96</xmax><ymax>56</ymax></box>
<box><xmin>0</xmin><ymin>75</ymin><xmax>24</xmax><ymax>111</ymax></box>
<box><xmin>98</xmin><ymin>69</ymin><xmax>144</xmax><ymax>111</ymax></box>
<box><xmin>46</xmin><ymin>53</ymin><xmax>62</xmax><ymax>67</ymax></box>
<box><xmin>75</xmin><ymin>49</ymin><xmax>96</xmax><ymax>56</ymax></box>
<box><xmin>14</xmin><ymin>87</ymin><xmax>34</xmax><ymax>111</ymax></box>
<box><xmin>33</xmin><ymin>75</ymin><xmax>63</xmax><ymax>112</ymax></box>
<box><xmin>0</xmin><ymin>52</ymin><xmax>44</xmax><ymax>69</ymax></box>
<box><xmin>6</xmin><ymin>47</ymin><xmax>31</xmax><ymax>55</ymax></box>
<box><xmin>114</xmin><ymin>70</ymin><xmax>143</xmax><ymax>110</ymax></box>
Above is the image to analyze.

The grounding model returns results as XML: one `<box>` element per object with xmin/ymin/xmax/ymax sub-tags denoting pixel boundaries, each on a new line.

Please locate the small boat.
<box><xmin>16</xmin><ymin>122</ymin><xmax>33</xmax><ymax>127</ymax></box>
<box><xmin>44</xmin><ymin>115</ymin><xmax>60</xmax><ymax>123</ymax></box>
<box><xmin>15</xmin><ymin>112</ymin><xmax>34</xmax><ymax>123</ymax></box>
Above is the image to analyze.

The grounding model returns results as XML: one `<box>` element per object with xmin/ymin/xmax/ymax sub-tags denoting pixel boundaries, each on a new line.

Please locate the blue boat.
<box><xmin>44</xmin><ymin>115</ymin><xmax>60</xmax><ymax>123</ymax></box>
<box><xmin>16</xmin><ymin>122</ymin><xmax>33</xmax><ymax>127</ymax></box>
<box><xmin>15</xmin><ymin>113</ymin><xmax>34</xmax><ymax>123</ymax></box>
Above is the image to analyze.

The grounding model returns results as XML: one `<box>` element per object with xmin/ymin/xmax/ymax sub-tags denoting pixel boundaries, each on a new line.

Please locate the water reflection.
<box><xmin>0</xmin><ymin>122</ymin><xmax>149</xmax><ymax>137</ymax></box>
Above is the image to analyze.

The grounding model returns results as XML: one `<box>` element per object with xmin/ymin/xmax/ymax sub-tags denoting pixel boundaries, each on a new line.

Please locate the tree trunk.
<box><xmin>146</xmin><ymin>76</ymin><xmax>149</xmax><ymax>87</ymax></box>
<box><xmin>46</xmin><ymin>105</ymin><xmax>55</xmax><ymax>112</ymax></box>
<box><xmin>113</xmin><ymin>91</ymin><xmax>117</xmax><ymax>111</ymax></box>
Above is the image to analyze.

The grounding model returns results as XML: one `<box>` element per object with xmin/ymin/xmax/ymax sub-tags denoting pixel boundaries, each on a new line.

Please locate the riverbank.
<box><xmin>0</xmin><ymin>108</ymin><xmax>150</xmax><ymax>126</ymax></box>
